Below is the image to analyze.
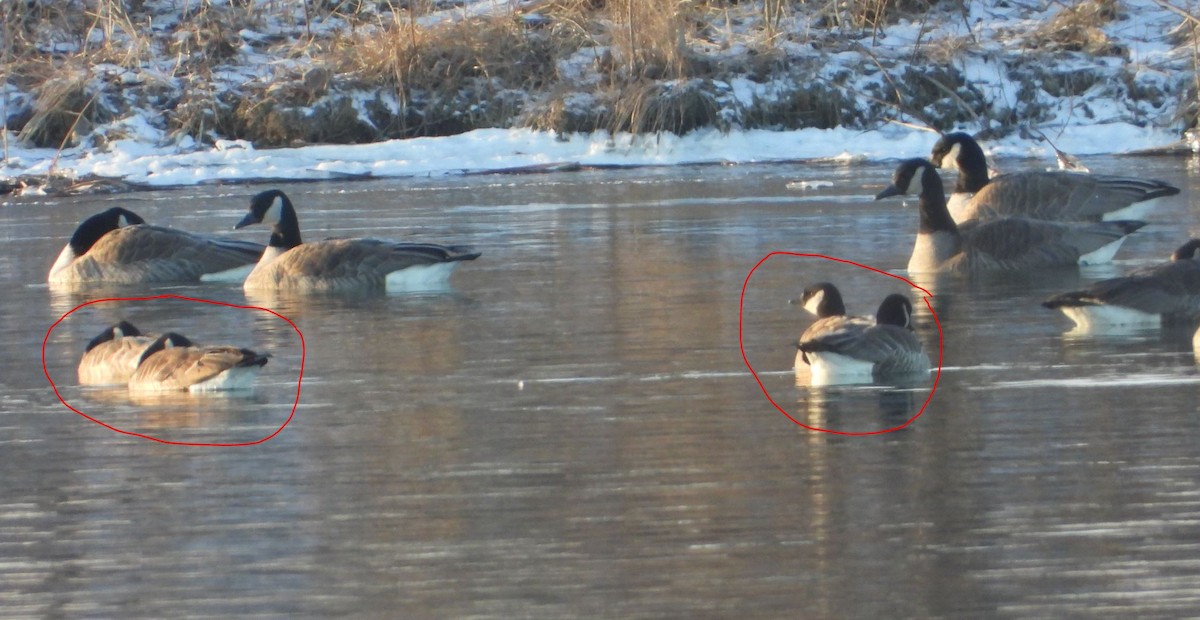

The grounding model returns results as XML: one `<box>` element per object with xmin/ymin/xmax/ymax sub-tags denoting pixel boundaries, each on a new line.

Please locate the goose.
<box><xmin>797</xmin><ymin>294</ymin><xmax>930</xmax><ymax>386</ymax></box>
<box><xmin>78</xmin><ymin>321</ymin><xmax>156</xmax><ymax>385</ymax></box>
<box><xmin>793</xmin><ymin>282</ymin><xmax>873</xmax><ymax>370</ymax></box>
<box><xmin>930</xmin><ymin>132</ymin><xmax>1180</xmax><ymax>224</ymax></box>
<box><xmin>234</xmin><ymin>189</ymin><xmax>481</xmax><ymax>292</ymax></box>
<box><xmin>49</xmin><ymin>207</ymin><xmax>264</xmax><ymax>285</ymax></box>
<box><xmin>875</xmin><ymin>158</ymin><xmax>1146</xmax><ymax>274</ymax></box>
<box><xmin>1041</xmin><ymin>239</ymin><xmax>1200</xmax><ymax>329</ymax></box>
<box><xmin>128</xmin><ymin>333</ymin><xmax>270</xmax><ymax>392</ymax></box>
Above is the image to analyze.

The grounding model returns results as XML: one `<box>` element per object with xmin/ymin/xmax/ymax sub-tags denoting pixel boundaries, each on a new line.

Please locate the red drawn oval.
<box><xmin>738</xmin><ymin>252</ymin><xmax>943</xmax><ymax>436</ymax></box>
<box><xmin>42</xmin><ymin>294</ymin><xmax>305</xmax><ymax>447</ymax></box>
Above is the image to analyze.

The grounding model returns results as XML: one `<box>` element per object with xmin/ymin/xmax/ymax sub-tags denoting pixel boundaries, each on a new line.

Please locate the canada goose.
<box><xmin>78</xmin><ymin>321</ymin><xmax>156</xmax><ymax>385</ymax></box>
<box><xmin>128</xmin><ymin>333</ymin><xmax>269</xmax><ymax>392</ymax></box>
<box><xmin>234</xmin><ymin>190</ymin><xmax>481</xmax><ymax>292</ymax></box>
<box><xmin>797</xmin><ymin>294</ymin><xmax>930</xmax><ymax>385</ymax></box>
<box><xmin>1042</xmin><ymin>239</ymin><xmax>1200</xmax><ymax>329</ymax></box>
<box><xmin>49</xmin><ymin>207</ymin><xmax>264</xmax><ymax>285</ymax></box>
<box><xmin>876</xmin><ymin>158</ymin><xmax>1146</xmax><ymax>274</ymax></box>
<box><xmin>930</xmin><ymin>132</ymin><xmax>1180</xmax><ymax>223</ymax></box>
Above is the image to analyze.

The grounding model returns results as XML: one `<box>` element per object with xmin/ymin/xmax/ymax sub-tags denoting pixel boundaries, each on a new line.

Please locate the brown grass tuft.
<box><xmin>1026</xmin><ymin>0</ymin><xmax>1126</xmax><ymax>56</ymax></box>
<box><xmin>18</xmin><ymin>71</ymin><xmax>106</xmax><ymax>148</ymax></box>
<box><xmin>601</xmin><ymin>0</ymin><xmax>704</xmax><ymax>81</ymax></box>
<box><xmin>605</xmin><ymin>78</ymin><xmax>722</xmax><ymax>134</ymax></box>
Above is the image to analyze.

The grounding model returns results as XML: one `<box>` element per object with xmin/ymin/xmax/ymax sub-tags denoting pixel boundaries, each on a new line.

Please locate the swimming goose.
<box><xmin>876</xmin><ymin>158</ymin><xmax>1146</xmax><ymax>274</ymax></box>
<box><xmin>78</xmin><ymin>321</ymin><xmax>156</xmax><ymax>385</ymax></box>
<box><xmin>797</xmin><ymin>294</ymin><xmax>930</xmax><ymax>385</ymax></box>
<box><xmin>128</xmin><ymin>333</ymin><xmax>269</xmax><ymax>392</ymax></box>
<box><xmin>49</xmin><ymin>207</ymin><xmax>264</xmax><ymax>284</ymax></box>
<box><xmin>930</xmin><ymin>132</ymin><xmax>1179</xmax><ymax>223</ymax></box>
<box><xmin>234</xmin><ymin>190</ymin><xmax>481</xmax><ymax>292</ymax></box>
<box><xmin>794</xmin><ymin>282</ymin><xmax>871</xmax><ymax>368</ymax></box>
<box><xmin>1042</xmin><ymin>239</ymin><xmax>1200</xmax><ymax>329</ymax></box>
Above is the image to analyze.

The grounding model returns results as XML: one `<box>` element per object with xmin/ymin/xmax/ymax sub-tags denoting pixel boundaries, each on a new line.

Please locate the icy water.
<box><xmin>3</xmin><ymin>156</ymin><xmax>1200</xmax><ymax>618</ymax></box>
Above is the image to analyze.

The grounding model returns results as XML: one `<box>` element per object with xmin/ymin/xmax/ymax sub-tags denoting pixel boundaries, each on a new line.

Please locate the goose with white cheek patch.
<box><xmin>793</xmin><ymin>282</ymin><xmax>872</xmax><ymax>372</ymax></box>
<box><xmin>128</xmin><ymin>333</ymin><xmax>269</xmax><ymax>392</ymax></box>
<box><xmin>930</xmin><ymin>132</ymin><xmax>1179</xmax><ymax>224</ymax></box>
<box><xmin>78</xmin><ymin>321</ymin><xmax>157</xmax><ymax>386</ymax></box>
<box><xmin>49</xmin><ymin>207</ymin><xmax>264</xmax><ymax>285</ymax></box>
<box><xmin>876</xmin><ymin>158</ymin><xmax>1146</xmax><ymax>274</ymax></box>
<box><xmin>797</xmin><ymin>293</ymin><xmax>930</xmax><ymax>386</ymax></box>
<box><xmin>234</xmin><ymin>190</ymin><xmax>481</xmax><ymax>292</ymax></box>
<box><xmin>1042</xmin><ymin>239</ymin><xmax>1200</xmax><ymax>330</ymax></box>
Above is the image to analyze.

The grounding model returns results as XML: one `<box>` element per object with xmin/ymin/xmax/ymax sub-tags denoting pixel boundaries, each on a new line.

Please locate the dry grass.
<box><xmin>325</xmin><ymin>8</ymin><xmax>573</xmax><ymax>137</ymax></box>
<box><xmin>18</xmin><ymin>71</ymin><xmax>105</xmax><ymax>148</ymax></box>
<box><xmin>606</xmin><ymin>78</ymin><xmax>723</xmax><ymax>134</ymax></box>
<box><xmin>1026</xmin><ymin>0</ymin><xmax>1126</xmax><ymax>56</ymax></box>
<box><xmin>168</xmin><ymin>3</ymin><xmax>261</xmax><ymax>66</ymax></box>
<box><xmin>601</xmin><ymin>0</ymin><xmax>703</xmax><ymax>81</ymax></box>
<box><xmin>1</xmin><ymin>0</ymin><xmax>1194</xmax><ymax>153</ymax></box>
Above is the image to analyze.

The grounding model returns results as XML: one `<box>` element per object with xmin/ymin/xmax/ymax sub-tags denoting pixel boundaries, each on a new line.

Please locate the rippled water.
<box><xmin>3</xmin><ymin>157</ymin><xmax>1200</xmax><ymax>617</ymax></box>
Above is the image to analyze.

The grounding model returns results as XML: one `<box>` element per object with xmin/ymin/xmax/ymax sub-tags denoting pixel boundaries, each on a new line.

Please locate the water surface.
<box><xmin>2</xmin><ymin>157</ymin><xmax>1200</xmax><ymax>617</ymax></box>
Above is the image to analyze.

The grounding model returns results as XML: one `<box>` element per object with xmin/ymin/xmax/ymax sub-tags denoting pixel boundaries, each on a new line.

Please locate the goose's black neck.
<box><xmin>947</xmin><ymin>134</ymin><xmax>991</xmax><ymax>194</ymax></box>
<box><xmin>917</xmin><ymin>164</ymin><xmax>958</xmax><ymax>235</ymax></box>
<box><xmin>270</xmin><ymin>195</ymin><xmax>303</xmax><ymax>250</ymax></box>
<box><xmin>1171</xmin><ymin>238</ymin><xmax>1200</xmax><ymax>261</ymax></box>
<box><xmin>875</xmin><ymin>295</ymin><xmax>912</xmax><ymax>328</ymax></box>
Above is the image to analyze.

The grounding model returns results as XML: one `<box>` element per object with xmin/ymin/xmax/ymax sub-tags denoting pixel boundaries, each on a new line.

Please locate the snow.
<box><xmin>1</xmin><ymin>122</ymin><xmax>1184</xmax><ymax>189</ymax></box>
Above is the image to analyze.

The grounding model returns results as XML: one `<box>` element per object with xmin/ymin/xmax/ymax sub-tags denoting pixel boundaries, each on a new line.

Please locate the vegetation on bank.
<box><xmin>1</xmin><ymin>0</ymin><xmax>1197</xmax><ymax>154</ymax></box>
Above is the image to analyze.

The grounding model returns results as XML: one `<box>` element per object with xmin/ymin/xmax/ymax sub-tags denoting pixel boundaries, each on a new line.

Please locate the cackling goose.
<box><xmin>797</xmin><ymin>293</ymin><xmax>930</xmax><ymax>386</ymax></box>
<box><xmin>876</xmin><ymin>158</ymin><xmax>1146</xmax><ymax>274</ymax></box>
<box><xmin>1042</xmin><ymin>239</ymin><xmax>1200</xmax><ymax>330</ymax></box>
<box><xmin>78</xmin><ymin>321</ymin><xmax>156</xmax><ymax>386</ymax></box>
<box><xmin>930</xmin><ymin>132</ymin><xmax>1180</xmax><ymax>224</ymax></box>
<box><xmin>128</xmin><ymin>333</ymin><xmax>270</xmax><ymax>392</ymax></box>
<box><xmin>49</xmin><ymin>208</ymin><xmax>264</xmax><ymax>285</ymax></box>
<box><xmin>234</xmin><ymin>190</ymin><xmax>480</xmax><ymax>292</ymax></box>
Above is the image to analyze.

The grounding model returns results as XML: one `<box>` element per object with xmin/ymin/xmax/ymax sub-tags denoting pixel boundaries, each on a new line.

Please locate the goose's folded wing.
<box><xmin>962</xmin><ymin>218</ymin><xmax>1136</xmax><ymax>266</ymax></box>
<box><xmin>96</xmin><ymin>226</ymin><xmax>263</xmax><ymax>271</ymax></box>
<box><xmin>273</xmin><ymin>239</ymin><xmax>478</xmax><ymax>281</ymax></box>
<box><xmin>189</xmin><ymin>347</ymin><xmax>269</xmax><ymax>380</ymax></box>
<box><xmin>1085</xmin><ymin>263</ymin><xmax>1200</xmax><ymax>314</ymax></box>
<box><xmin>79</xmin><ymin>336</ymin><xmax>155</xmax><ymax>384</ymax></box>
<box><xmin>972</xmin><ymin>172</ymin><xmax>1177</xmax><ymax>221</ymax></box>
<box><xmin>133</xmin><ymin>346</ymin><xmax>266</xmax><ymax>388</ymax></box>
<box><xmin>798</xmin><ymin>316</ymin><xmax>872</xmax><ymax>345</ymax></box>
<box><xmin>801</xmin><ymin>324</ymin><xmax>922</xmax><ymax>364</ymax></box>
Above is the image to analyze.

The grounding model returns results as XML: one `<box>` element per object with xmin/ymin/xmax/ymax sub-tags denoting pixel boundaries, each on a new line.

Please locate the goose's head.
<box><xmin>237</xmin><ymin>189</ymin><xmax>301</xmax><ymax>248</ymax></box>
<box><xmin>875</xmin><ymin>294</ymin><xmax>914</xmax><ymax>330</ymax></box>
<box><xmin>794</xmin><ymin>282</ymin><xmax>847</xmax><ymax>318</ymax></box>
<box><xmin>876</xmin><ymin>158</ymin><xmax>941</xmax><ymax>201</ymax></box>
<box><xmin>236</xmin><ymin>190</ymin><xmax>293</xmax><ymax>230</ymax></box>
<box><xmin>68</xmin><ymin>208</ymin><xmax>146</xmax><ymax>255</ymax></box>
<box><xmin>85</xmin><ymin>320</ymin><xmax>143</xmax><ymax>353</ymax></box>
<box><xmin>930</xmin><ymin>132</ymin><xmax>983</xmax><ymax>171</ymax></box>
<box><xmin>136</xmin><ymin>332</ymin><xmax>195</xmax><ymax>367</ymax></box>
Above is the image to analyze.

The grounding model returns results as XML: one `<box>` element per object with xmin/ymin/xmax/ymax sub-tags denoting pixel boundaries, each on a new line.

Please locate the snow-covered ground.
<box><xmin>1</xmin><ymin>121</ymin><xmax>1187</xmax><ymax>190</ymax></box>
<box><xmin>1</xmin><ymin>0</ymin><xmax>1197</xmax><ymax>193</ymax></box>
